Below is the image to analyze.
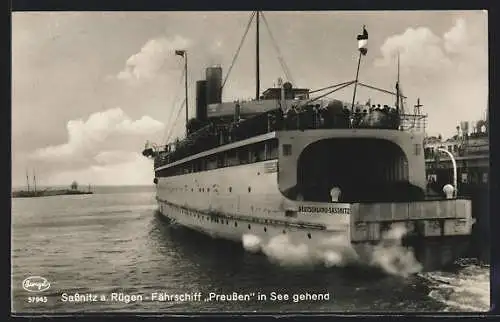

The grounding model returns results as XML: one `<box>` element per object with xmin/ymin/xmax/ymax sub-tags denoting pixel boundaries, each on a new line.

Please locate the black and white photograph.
<box><xmin>11</xmin><ymin>10</ymin><xmax>490</xmax><ymax>313</ymax></box>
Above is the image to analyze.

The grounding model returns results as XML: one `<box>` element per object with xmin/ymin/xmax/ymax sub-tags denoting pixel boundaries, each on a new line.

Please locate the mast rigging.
<box><xmin>256</xmin><ymin>11</ymin><xmax>260</xmax><ymax>100</ymax></box>
<box><xmin>221</xmin><ymin>11</ymin><xmax>256</xmax><ymax>90</ymax></box>
<box><xmin>260</xmin><ymin>12</ymin><xmax>295</xmax><ymax>84</ymax></box>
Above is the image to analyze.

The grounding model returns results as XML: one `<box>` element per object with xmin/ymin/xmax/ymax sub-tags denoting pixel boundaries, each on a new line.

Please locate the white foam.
<box><xmin>261</xmin><ymin>234</ymin><xmax>312</xmax><ymax>267</ymax></box>
<box><xmin>242</xmin><ymin>234</ymin><xmax>261</xmax><ymax>253</ymax></box>
<box><xmin>369</xmin><ymin>223</ymin><xmax>423</xmax><ymax>277</ymax></box>
<box><xmin>419</xmin><ymin>263</ymin><xmax>490</xmax><ymax>312</ymax></box>
<box><xmin>240</xmin><ymin>222</ymin><xmax>424</xmax><ymax>277</ymax></box>
<box><xmin>242</xmin><ymin>233</ymin><xmax>359</xmax><ymax>268</ymax></box>
<box><xmin>322</xmin><ymin>251</ymin><xmax>343</xmax><ymax>267</ymax></box>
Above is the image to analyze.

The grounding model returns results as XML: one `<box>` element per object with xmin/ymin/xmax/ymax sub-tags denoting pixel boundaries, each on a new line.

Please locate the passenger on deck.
<box><xmin>388</xmin><ymin>107</ymin><xmax>398</xmax><ymax>128</ymax></box>
<box><xmin>353</xmin><ymin>107</ymin><xmax>363</xmax><ymax>126</ymax></box>
<box><xmin>342</xmin><ymin>107</ymin><xmax>351</xmax><ymax>127</ymax></box>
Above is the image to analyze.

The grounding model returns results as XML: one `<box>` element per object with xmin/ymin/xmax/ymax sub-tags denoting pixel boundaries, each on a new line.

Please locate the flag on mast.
<box><xmin>175</xmin><ymin>50</ymin><xmax>185</xmax><ymax>57</ymax></box>
<box><xmin>357</xmin><ymin>26</ymin><xmax>368</xmax><ymax>55</ymax></box>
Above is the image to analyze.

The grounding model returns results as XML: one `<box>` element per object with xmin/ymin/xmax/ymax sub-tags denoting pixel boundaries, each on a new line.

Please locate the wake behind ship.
<box><xmin>143</xmin><ymin>12</ymin><xmax>474</xmax><ymax>271</ymax></box>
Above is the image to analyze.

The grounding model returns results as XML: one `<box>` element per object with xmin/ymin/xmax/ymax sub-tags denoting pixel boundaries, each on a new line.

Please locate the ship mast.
<box><xmin>396</xmin><ymin>51</ymin><xmax>400</xmax><ymax>113</ymax></box>
<box><xmin>174</xmin><ymin>49</ymin><xmax>188</xmax><ymax>137</ymax></box>
<box><xmin>255</xmin><ymin>11</ymin><xmax>260</xmax><ymax>100</ymax></box>
<box><xmin>26</xmin><ymin>169</ymin><xmax>30</xmax><ymax>192</ymax></box>
<box><xmin>33</xmin><ymin>169</ymin><xmax>37</xmax><ymax>193</ymax></box>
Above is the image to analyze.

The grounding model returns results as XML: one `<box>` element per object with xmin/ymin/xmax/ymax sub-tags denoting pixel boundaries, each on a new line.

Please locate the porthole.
<box><xmin>307</xmin><ymin>233</ymin><xmax>312</xmax><ymax>239</ymax></box>
<box><xmin>248</xmin><ymin>224</ymin><xmax>251</xmax><ymax>230</ymax></box>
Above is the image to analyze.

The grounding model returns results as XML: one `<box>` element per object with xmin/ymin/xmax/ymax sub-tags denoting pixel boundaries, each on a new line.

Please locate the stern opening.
<box><xmin>296</xmin><ymin>138</ymin><xmax>424</xmax><ymax>203</ymax></box>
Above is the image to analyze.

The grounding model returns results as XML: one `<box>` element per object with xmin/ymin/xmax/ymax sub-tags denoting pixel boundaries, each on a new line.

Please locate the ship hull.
<box><xmin>156</xmin><ymin>196</ymin><xmax>472</xmax><ymax>271</ymax></box>
<box><xmin>155</xmin><ymin>161</ymin><xmax>474</xmax><ymax>271</ymax></box>
<box><xmin>156</xmin><ymin>197</ymin><xmax>359</xmax><ymax>265</ymax></box>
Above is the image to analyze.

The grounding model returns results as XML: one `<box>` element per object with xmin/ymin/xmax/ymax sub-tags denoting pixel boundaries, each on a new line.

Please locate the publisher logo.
<box><xmin>22</xmin><ymin>276</ymin><xmax>50</xmax><ymax>292</ymax></box>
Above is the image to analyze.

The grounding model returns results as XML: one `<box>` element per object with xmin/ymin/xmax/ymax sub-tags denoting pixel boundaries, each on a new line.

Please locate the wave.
<box><xmin>418</xmin><ymin>259</ymin><xmax>490</xmax><ymax>312</ymax></box>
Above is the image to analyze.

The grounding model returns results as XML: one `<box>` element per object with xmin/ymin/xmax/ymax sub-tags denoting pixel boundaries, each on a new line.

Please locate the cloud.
<box><xmin>116</xmin><ymin>35</ymin><xmax>191</xmax><ymax>82</ymax></box>
<box><xmin>30</xmin><ymin>107</ymin><xmax>164</xmax><ymax>163</ymax></box>
<box><xmin>373</xmin><ymin>17</ymin><xmax>487</xmax><ymax>138</ymax></box>
<box><xmin>374</xmin><ymin>26</ymin><xmax>452</xmax><ymax>73</ymax></box>
<box><xmin>375</xmin><ymin>17</ymin><xmax>487</xmax><ymax>78</ymax></box>
<box><xmin>443</xmin><ymin>18</ymin><xmax>468</xmax><ymax>54</ymax></box>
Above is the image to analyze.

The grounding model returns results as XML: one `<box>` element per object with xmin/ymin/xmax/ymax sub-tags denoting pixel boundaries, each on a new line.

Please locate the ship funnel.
<box><xmin>460</xmin><ymin>121</ymin><xmax>469</xmax><ymax>135</ymax></box>
<box><xmin>206</xmin><ymin>66</ymin><xmax>222</xmax><ymax>104</ymax></box>
<box><xmin>196</xmin><ymin>80</ymin><xmax>208</xmax><ymax>122</ymax></box>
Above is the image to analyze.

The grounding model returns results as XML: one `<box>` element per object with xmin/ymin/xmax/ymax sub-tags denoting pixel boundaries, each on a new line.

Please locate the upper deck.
<box><xmin>150</xmin><ymin>101</ymin><xmax>427</xmax><ymax>170</ymax></box>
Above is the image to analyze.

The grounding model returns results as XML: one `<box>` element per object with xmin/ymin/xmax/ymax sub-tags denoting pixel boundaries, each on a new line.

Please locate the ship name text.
<box><xmin>298</xmin><ymin>205</ymin><xmax>350</xmax><ymax>214</ymax></box>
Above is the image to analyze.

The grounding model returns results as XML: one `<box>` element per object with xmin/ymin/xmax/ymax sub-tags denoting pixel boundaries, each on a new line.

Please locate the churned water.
<box><xmin>11</xmin><ymin>186</ymin><xmax>490</xmax><ymax>313</ymax></box>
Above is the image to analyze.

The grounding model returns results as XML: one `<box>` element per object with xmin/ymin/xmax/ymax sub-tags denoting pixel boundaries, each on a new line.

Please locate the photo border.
<box><xmin>7</xmin><ymin>0</ymin><xmax>499</xmax><ymax>319</ymax></box>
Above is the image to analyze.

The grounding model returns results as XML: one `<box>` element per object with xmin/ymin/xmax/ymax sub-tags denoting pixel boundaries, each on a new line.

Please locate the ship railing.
<box><xmin>155</xmin><ymin>110</ymin><xmax>428</xmax><ymax>168</ymax></box>
<box><xmin>399</xmin><ymin>113</ymin><xmax>427</xmax><ymax>132</ymax></box>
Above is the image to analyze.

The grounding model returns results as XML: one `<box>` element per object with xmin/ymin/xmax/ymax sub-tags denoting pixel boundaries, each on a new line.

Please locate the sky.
<box><xmin>12</xmin><ymin>10</ymin><xmax>488</xmax><ymax>187</ymax></box>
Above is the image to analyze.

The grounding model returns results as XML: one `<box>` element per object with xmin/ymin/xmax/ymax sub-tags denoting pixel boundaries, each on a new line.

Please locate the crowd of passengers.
<box><xmin>156</xmin><ymin>103</ymin><xmax>401</xmax><ymax>166</ymax></box>
<box><xmin>275</xmin><ymin>103</ymin><xmax>401</xmax><ymax>131</ymax></box>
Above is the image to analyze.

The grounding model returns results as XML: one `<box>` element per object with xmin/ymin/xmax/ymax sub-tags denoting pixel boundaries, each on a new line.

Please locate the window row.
<box><xmin>156</xmin><ymin>139</ymin><xmax>279</xmax><ymax>177</ymax></box>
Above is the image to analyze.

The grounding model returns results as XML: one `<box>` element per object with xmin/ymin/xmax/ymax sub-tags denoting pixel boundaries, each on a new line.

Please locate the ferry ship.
<box><xmin>143</xmin><ymin>12</ymin><xmax>474</xmax><ymax>270</ymax></box>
